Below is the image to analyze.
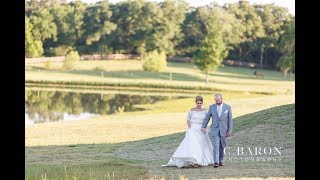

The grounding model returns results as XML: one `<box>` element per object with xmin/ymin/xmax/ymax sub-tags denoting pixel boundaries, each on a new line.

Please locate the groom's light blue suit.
<box><xmin>202</xmin><ymin>103</ymin><xmax>232</xmax><ymax>164</ymax></box>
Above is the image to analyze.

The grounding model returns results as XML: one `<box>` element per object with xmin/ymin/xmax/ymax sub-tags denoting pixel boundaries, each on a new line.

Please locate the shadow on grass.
<box><xmin>27</xmin><ymin>62</ymin><xmax>294</xmax><ymax>82</ymax></box>
<box><xmin>26</xmin><ymin>104</ymin><xmax>294</xmax><ymax>179</ymax></box>
<box><xmin>210</xmin><ymin>72</ymin><xmax>295</xmax><ymax>82</ymax></box>
<box><xmin>41</xmin><ymin>69</ymin><xmax>205</xmax><ymax>82</ymax></box>
<box><xmin>211</xmin><ymin>66</ymin><xmax>295</xmax><ymax>82</ymax></box>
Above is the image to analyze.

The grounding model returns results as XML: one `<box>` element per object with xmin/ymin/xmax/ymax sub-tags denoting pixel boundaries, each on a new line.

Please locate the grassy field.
<box><xmin>25</xmin><ymin>92</ymin><xmax>294</xmax><ymax>146</ymax></box>
<box><xmin>26</xmin><ymin>60</ymin><xmax>295</xmax><ymax>82</ymax></box>
<box><xmin>25</xmin><ymin>60</ymin><xmax>295</xmax><ymax>94</ymax></box>
<box><xmin>25</xmin><ymin>60</ymin><xmax>295</xmax><ymax>179</ymax></box>
<box><xmin>26</xmin><ymin>104</ymin><xmax>295</xmax><ymax>179</ymax></box>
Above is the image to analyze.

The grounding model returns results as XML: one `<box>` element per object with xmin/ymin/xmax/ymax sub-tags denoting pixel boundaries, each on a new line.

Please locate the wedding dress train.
<box><xmin>162</xmin><ymin>110</ymin><xmax>214</xmax><ymax>168</ymax></box>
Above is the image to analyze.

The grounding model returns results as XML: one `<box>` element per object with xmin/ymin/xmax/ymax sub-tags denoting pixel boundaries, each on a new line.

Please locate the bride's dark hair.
<box><xmin>195</xmin><ymin>96</ymin><xmax>203</xmax><ymax>102</ymax></box>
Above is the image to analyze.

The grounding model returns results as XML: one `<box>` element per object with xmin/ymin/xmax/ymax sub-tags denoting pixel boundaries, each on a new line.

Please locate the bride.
<box><xmin>162</xmin><ymin>96</ymin><xmax>214</xmax><ymax>168</ymax></box>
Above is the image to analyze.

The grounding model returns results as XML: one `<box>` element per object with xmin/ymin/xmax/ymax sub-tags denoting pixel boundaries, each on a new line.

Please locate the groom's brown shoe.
<box><xmin>213</xmin><ymin>163</ymin><xmax>219</xmax><ymax>168</ymax></box>
<box><xmin>218</xmin><ymin>162</ymin><xmax>224</xmax><ymax>166</ymax></box>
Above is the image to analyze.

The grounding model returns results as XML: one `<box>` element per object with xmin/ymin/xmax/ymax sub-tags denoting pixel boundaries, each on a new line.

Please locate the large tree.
<box><xmin>29</xmin><ymin>8</ymin><xmax>58</xmax><ymax>55</ymax></box>
<box><xmin>108</xmin><ymin>0</ymin><xmax>146</xmax><ymax>54</ymax></box>
<box><xmin>29</xmin><ymin>9</ymin><xmax>58</xmax><ymax>42</ymax></box>
<box><xmin>25</xmin><ymin>0</ymin><xmax>66</xmax><ymax>16</ymax></box>
<box><xmin>176</xmin><ymin>7</ymin><xmax>206</xmax><ymax>56</ymax></box>
<box><xmin>277</xmin><ymin>18</ymin><xmax>295</xmax><ymax>77</ymax></box>
<box><xmin>156</xmin><ymin>0</ymin><xmax>188</xmax><ymax>55</ymax></box>
<box><xmin>108</xmin><ymin>0</ymin><xmax>187</xmax><ymax>57</ymax></box>
<box><xmin>226</xmin><ymin>1</ymin><xmax>265</xmax><ymax>63</ymax></box>
<box><xmin>25</xmin><ymin>17</ymin><xmax>44</xmax><ymax>57</ymax></box>
<box><xmin>194</xmin><ymin>5</ymin><xmax>240</xmax><ymax>84</ymax></box>
<box><xmin>81</xmin><ymin>0</ymin><xmax>117</xmax><ymax>56</ymax></box>
<box><xmin>255</xmin><ymin>4</ymin><xmax>291</xmax><ymax>68</ymax></box>
<box><xmin>46</xmin><ymin>1</ymin><xmax>87</xmax><ymax>55</ymax></box>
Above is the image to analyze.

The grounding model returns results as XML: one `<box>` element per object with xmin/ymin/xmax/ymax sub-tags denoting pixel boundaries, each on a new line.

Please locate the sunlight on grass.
<box><xmin>26</xmin><ymin>104</ymin><xmax>295</xmax><ymax>179</ymax></box>
<box><xmin>25</xmin><ymin>60</ymin><xmax>295</xmax><ymax>95</ymax></box>
<box><xmin>25</xmin><ymin>60</ymin><xmax>295</xmax><ymax>178</ymax></box>
<box><xmin>25</xmin><ymin>94</ymin><xmax>294</xmax><ymax>146</ymax></box>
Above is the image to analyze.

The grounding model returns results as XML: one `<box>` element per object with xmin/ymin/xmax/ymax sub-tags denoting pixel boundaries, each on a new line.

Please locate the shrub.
<box><xmin>45</xmin><ymin>60</ymin><xmax>53</xmax><ymax>69</ymax></box>
<box><xmin>142</xmin><ymin>50</ymin><xmax>167</xmax><ymax>72</ymax></box>
<box><xmin>63</xmin><ymin>50</ymin><xmax>80</xmax><ymax>70</ymax></box>
<box><xmin>46</xmin><ymin>46</ymin><xmax>74</xmax><ymax>56</ymax></box>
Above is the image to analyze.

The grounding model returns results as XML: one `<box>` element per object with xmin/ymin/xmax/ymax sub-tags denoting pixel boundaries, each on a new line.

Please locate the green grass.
<box><xmin>26</xmin><ymin>60</ymin><xmax>294</xmax><ymax>81</ymax></box>
<box><xmin>25</xmin><ymin>60</ymin><xmax>295</xmax><ymax>178</ymax></box>
<box><xmin>25</xmin><ymin>60</ymin><xmax>295</xmax><ymax>94</ymax></box>
<box><xmin>26</xmin><ymin>60</ymin><xmax>143</xmax><ymax>72</ymax></box>
<box><xmin>26</xmin><ymin>104</ymin><xmax>295</xmax><ymax>179</ymax></box>
<box><xmin>25</xmin><ymin>93</ymin><xmax>294</xmax><ymax>146</ymax></box>
<box><xmin>26</xmin><ymin>148</ymin><xmax>148</xmax><ymax>179</ymax></box>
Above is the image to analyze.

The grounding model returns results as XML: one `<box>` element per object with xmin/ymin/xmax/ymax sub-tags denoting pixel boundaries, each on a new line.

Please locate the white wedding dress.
<box><xmin>162</xmin><ymin>109</ymin><xmax>214</xmax><ymax>168</ymax></box>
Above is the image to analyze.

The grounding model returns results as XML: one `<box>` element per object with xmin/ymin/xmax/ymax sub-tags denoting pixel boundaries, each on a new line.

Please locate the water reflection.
<box><xmin>25</xmin><ymin>90</ymin><xmax>181</xmax><ymax>124</ymax></box>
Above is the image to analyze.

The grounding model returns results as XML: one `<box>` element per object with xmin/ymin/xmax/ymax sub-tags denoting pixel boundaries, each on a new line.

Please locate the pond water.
<box><xmin>25</xmin><ymin>90</ymin><xmax>186</xmax><ymax>124</ymax></box>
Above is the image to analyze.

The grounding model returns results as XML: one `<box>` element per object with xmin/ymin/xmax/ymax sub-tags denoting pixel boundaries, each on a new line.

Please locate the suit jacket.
<box><xmin>202</xmin><ymin>103</ymin><xmax>232</xmax><ymax>137</ymax></box>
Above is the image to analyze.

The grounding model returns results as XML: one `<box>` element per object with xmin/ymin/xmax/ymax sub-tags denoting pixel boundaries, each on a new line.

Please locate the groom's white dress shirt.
<box><xmin>217</xmin><ymin>103</ymin><xmax>224</xmax><ymax>118</ymax></box>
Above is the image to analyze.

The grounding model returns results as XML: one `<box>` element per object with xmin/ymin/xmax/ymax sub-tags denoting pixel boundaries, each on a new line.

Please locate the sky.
<box><xmin>73</xmin><ymin>0</ymin><xmax>295</xmax><ymax>15</ymax></box>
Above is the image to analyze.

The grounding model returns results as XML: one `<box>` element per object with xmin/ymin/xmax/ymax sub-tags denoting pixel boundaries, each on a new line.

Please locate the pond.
<box><xmin>25</xmin><ymin>90</ymin><xmax>186</xmax><ymax>125</ymax></box>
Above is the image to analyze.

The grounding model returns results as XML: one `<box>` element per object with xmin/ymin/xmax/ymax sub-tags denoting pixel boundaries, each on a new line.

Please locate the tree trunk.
<box><xmin>139</xmin><ymin>43</ymin><xmax>145</xmax><ymax>61</ymax></box>
<box><xmin>238</xmin><ymin>46</ymin><xmax>242</xmax><ymax>67</ymax></box>
<box><xmin>264</xmin><ymin>47</ymin><xmax>268</xmax><ymax>66</ymax></box>
<box><xmin>259</xmin><ymin>44</ymin><xmax>264</xmax><ymax>69</ymax></box>
<box><xmin>206</xmin><ymin>70</ymin><xmax>209</xmax><ymax>85</ymax></box>
<box><xmin>100</xmin><ymin>45</ymin><xmax>103</xmax><ymax>60</ymax></box>
<box><xmin>283</xmin><ymin>68</ymin><xmax>289</xmax><ymax>77</ymax></box>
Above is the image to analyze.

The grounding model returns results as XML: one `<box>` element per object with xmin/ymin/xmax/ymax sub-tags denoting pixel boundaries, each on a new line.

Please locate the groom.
<box><xmin>201</xmin><ymin>93</ymin><xmax>232</xmax><ymax>168</ymax></box>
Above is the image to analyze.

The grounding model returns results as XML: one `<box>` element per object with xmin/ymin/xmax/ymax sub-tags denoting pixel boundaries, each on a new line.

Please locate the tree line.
<box><xmin>25</xmin><ymin>0</ymin><xmax>295</xmax><ymax>73</ymax></box>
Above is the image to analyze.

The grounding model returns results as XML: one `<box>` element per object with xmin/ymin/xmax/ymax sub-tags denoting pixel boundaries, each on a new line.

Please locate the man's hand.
<box><xmin>201</xmin><ymin>128</ymin><xmax>206</xmax><ymax>134</ymax></box>
<box><xmin>226</xmin><ymin>131</ymin><xmax>231</xmax><ymax>137</ymax></box>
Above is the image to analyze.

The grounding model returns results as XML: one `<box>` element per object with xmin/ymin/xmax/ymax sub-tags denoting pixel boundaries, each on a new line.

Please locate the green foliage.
<box><xmin>156</xmin><ymin>0</ymin><xmax>188</xmax><ymax>55</ymax></box>
<box><xmin>253</xmin><ymin>4</ymin><xmax>292</xmax><ymax>67</ymax></box>
<box><xmin>83</xmin><ymin>0</ymin><xmax>116</xmax><ymax>50</ymax></box>
<box><xmin>66</xmin><ymin>50</ymin><xmax>80</xmax><ymax>62</ymax></box>
<box><xmin>255</xmin><ymin>4</ymin><xmax>290</xmax><ymax>47</ymax></box>
<box><xmin>46</xmin><ymin>46</ymin><xmax>74</xmax><ymax>56</ymax></box>
<box><xmin>226</xmin><ymin>1</ymin><xmax>265</xmax><ymax>62</ymax></box>
<box><xmin>24</xmin><ymin>0</ymin><xmax>294</xmax><ymax>70</ymax></box>
<box><xmin>39</xmin><ymin>1</ymin><xmax>87</xmax><ymax>57</ymax></box>
<box><xmin>193</xmin><ymin>6</ymin><xmax>233</xmax><ymax>83</ymax></box>
<box><xmin>142</xmin><ymin>50</ymin><xmax>167</xmax><ymax>72</ymax></box>
<box><xmin>277</xmin><ymin>19</ymin><xmax>295</xmax><ymax>76</ymax></box>
<box><xmin>25</xmin><ymin>17</ymin><xmax>44</xmax><ymax>57</ymax></box>
<box><xmin>193</xmin><ymin>34</ymin><xmax>227</xmax><ymax>76</ymax></box>
<box><xmin>175</xmin><ymin>9</ymin><xmax>206</xmax><ymax>56</ymax></box>
<box><xmin>45</xmin><ymin>60</ymin><xmax>53</xmax><ymax>70</ymax></box>
<box><xmin>276</xmin><ymin>55</ymin><xmax>294</xmax><ymax>77</ymax></box>
<box><xmin>200</xmin><ymin>5</ymin><xmax>242</xmax><ymax>48</ymax></box>
<box><xmin>227</xmin><ymin>1</ymin><xmax>265</xmax><ymax>42</ymax></box>
<box><xmin>63</xmin><ymin>50</ymin><xmax>80</xmax><ymax>70</ymax></box>
<box><xmin>29</xmin><ymin>8</ymin><xmax>57</xmax><ymax>42</ymax></box>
